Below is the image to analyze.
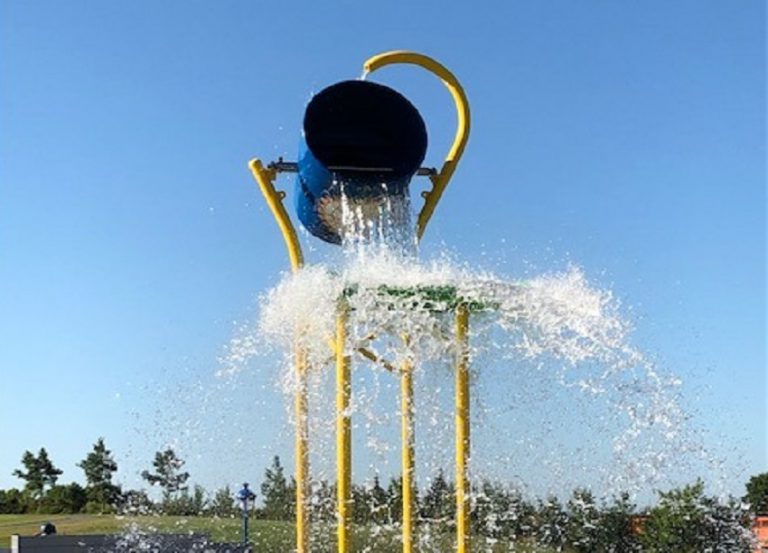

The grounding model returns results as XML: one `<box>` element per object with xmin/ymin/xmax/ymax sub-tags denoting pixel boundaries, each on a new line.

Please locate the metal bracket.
<box><xmin>268</xmin><ymin>157</ymin><xmax>437</xmax><ymax>176</ymax></box>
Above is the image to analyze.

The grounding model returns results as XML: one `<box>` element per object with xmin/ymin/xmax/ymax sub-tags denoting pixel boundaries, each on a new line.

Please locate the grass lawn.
<box><xmin>0</xmin><ymin>514</ymin><xmax>552</xmax><ymax>552</ymax></box>
<box><xmin>0</xmin><ymin>514</ymin><xmax>248</xmax><ymax>548</ymax></box>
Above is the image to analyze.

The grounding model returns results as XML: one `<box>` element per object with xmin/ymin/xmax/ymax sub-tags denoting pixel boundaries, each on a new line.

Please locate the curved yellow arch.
<box><xmin>363</xmin><ymin>50</ymin><xmax>471</xmax><ymax>241</ymax></box>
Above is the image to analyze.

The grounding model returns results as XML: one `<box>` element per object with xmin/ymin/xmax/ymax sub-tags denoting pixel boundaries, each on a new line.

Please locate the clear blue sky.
<box><xmin>0</xmin><ymin>0</ymin><xmax>764</xmax><ymax>499</ymax></box>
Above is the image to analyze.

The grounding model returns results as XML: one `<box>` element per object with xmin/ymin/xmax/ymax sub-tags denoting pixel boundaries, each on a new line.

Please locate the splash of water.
<box><xmin>249</xmin><ymin>191</ymin><xmax>695</xmax><ymax>495</ymax></box>
<box><xmin>212</xmin><ymin>185</ymin><xmax>749</xmax><ymax>551</ymax></box>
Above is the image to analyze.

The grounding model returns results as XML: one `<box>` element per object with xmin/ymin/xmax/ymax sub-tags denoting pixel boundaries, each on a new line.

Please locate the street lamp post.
<box><xmin>237</xmin><ymin>483</ymin><xmax>256</xmax><ymax>546</ymax></box>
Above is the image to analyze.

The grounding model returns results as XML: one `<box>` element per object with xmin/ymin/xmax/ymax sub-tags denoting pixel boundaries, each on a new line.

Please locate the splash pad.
<box><xmin>245</xmin><ymin>50</ymin><xmax>688</xmax><ymax>552</ymax></box>
<box><xmin>250</xmin><ymin>51</ymin><xmax>473</xmax><ymax>553</ymax></box>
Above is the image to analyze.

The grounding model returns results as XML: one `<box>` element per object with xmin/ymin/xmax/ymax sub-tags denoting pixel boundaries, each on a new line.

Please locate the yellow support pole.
<box><xmin>455</xmin><ymin>304</ymin><xmax>471</xmax><ymax>553</ymax></box>
<box><xmin>336</xmin><ymin>301</ymin><xmax>352</xmax><ymax>553</ymax></box>
<box><xmin>249</xmin><ymin>158</ymin><xmax>310</xmax><ymax>552</ymax></box>
<box><xmin>362</xmin><ymin>51</ymin><xmax>471</xmax><ymax>241</ymax></box>
<box><xmin>294</xmin><ymin>345</ymin><xmax>310</xmax><ymax>553</ymax></box>
<box><xmin>248</xmin><ymin>159</ymin><xmax>304</xmax><ymax>272</ymax></box>
<box><xmin>400</xmin><ymin>338</ymin><xmax>415</xmax><ymax>553</ymax></box>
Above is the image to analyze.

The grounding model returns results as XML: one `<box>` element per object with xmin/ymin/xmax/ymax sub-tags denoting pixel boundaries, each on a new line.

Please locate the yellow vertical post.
<box><xmin>294</xmin><ymin>346</ymin><xmax>310</xmax><ymax>553</ymax></box>
<box><xmin>336</xmin><ymin>301</ymin><xmax>352</xmax><ymax>553</ymax></box>
<box><xmin>455</xmin><ymin>304</ymin><xmax>471</xmax><ymax>553</ymax></box>
<box><xmin>400</xmin><ymin>337</ymin><xmax>415</xmax><ymax>553</ymax></box>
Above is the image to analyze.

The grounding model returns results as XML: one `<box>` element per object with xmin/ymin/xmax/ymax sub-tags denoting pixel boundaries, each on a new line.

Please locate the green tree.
<box><xmin>141</xmin><ymin>448</ymin><xmax>190</xmax><ymax>504</ymax></box>
<box><xmin>260</xmin><ymin>456</ymin><xmax>294</xmax><ymax>520</ymax></box>
<box><xmin>597</xmin><ymin>492</ymin><xmax>642</xmax><ymax>552</ymax></box>
<box><xmin>78</xmin><ymin>438</ymin><xmax>121</xmax><ymax>513</ymax></box>
<box><xmin>472</xmin><ymin>480</ymin><xmax>508</xmax><ymax>539</ymax></box>
<box><xmin>210</xmin><ymin>485</ymin><xmax>236</xmax><ymax>517</ymax></box>
<box><xmin>166</xmin><ymin>484</ymin><xmax>207</xmax><ymax>516</ymax></box>
<box><xmin>39</xmin><ymin>483</ymin><xmax>87</xmax><ymax>514</ymax></box>
<box><xmin>642</xmin><ymin>480</ymin><xmax>753</xmax><ymax>552</ymax></box>
<box><xmin>535</xmin><ymin>496</ymin><xmax>567</xmax><ymax>550</ymax></box>
<box><xmin>642</xmin><ymin>481</ymin><xmax>708</xmax><ymax>552</ymax></box>
<box><xmin>12</xmin><ymin>451</ymin><xmax>41</xmax><ymax>497</ymax></box>
<box><xmin>310</xmin><ymin>479</ymin><xmax>336</xmax><ymax>522</ymax></box>
<box><xmin>702</xmin><ymin>497</ymin><xmax>754</xmax><ymax>551</ymax></box>
<box><xmin>745</xmin><ymin>472</ymin><xmax>768</xmax><ymax>514</ymax></box>
<box><xmin>0</xmin><ymin>488</ymin><xmax>27</xmax><ymax>514</ymax></box>
<box><xmin>141</xmin><ymin>447</ymin><xmax>189</xmax><ymax>512</ymax></box>
<box><xmin>368</xmin><ymin>476</ymin><xmax>389</xmax><ymax>524</ymax></box>
<box><xmin>566</xmin><ymin>488</ymin><xmax>601</xmax><ymax>552</ymax></box>
<box><xmin>386</xmin><ymin>476</ymin><xmax>403</xmax><ymax>524</ymax></box>
<box><xmin>420</xmin><ymin>468</ymin><xmax>454</xmax><ymax>523</ymax></box>
<box><xmin>349</xmin><ymin>478</ymin><xmax>390</xmax><ymax>523</ymax></box>
<box><xmin>120</xmin><ymin>489</ymin><xmax>154</xmax><ymax>515</ymax></box>
<box><xmin>352</xmin><ymin>483</ymin><xmax>372</xmax><ymax>523</ymax></box>
<box><xmin>472</xmin><ymin>480</ymin><xmax>535</xmax><ymax>540</ymax></box>
<box><xmin>13</xmin><ymin>448</ymin><xmax>62</xmax><ymax>498</ymax></box>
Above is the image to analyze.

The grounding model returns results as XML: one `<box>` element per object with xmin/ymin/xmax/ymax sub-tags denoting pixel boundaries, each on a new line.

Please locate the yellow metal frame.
<box><xmin>248</xmin><ymin>159</ymin><xmax>304</xmax><ymax>272</ymax></box>
<box><xmin>455</xmin><ymin>304</ymin><xmax>471</xmax><ymax>553</ymax></box>
<box><xmin>335</xmin><ymin>301</ymin><xmax>352</xmax><ymax>553</ymax></box>
<box><xmin>363</xmin><ymin>50</ymin><xmax>471</xmax><ymax>241</ymax></box>
<box><xmin>400</xmin><ymin>336</ymin><xmax>415</xmax><ymax>553</ymax></box>
<box><xmin>249</xmin><ymin>159</ymin><xmax>309</xmax><ymax>551</ymax></box>
<box><xmin>249</xmin><ymin>50</ymin><xmax>471</xmax><ymax>553</ymax></box>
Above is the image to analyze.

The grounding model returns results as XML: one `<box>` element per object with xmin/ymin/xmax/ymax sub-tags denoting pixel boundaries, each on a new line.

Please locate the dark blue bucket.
<box><xmin>295</xmin><ymin>80</ymin><xmax>428</xmax><ymax>244</ymax></box>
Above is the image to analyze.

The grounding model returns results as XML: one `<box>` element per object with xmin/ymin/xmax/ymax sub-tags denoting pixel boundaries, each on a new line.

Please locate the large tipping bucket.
<box><xmin>295</xmin><ymin>80</ymin><xmax>428</xmax><ymax>244</ymax></box>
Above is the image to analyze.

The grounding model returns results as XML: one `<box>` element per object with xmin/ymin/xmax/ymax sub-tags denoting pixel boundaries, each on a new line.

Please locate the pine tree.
<box><xmin>13</xmin><ymin>451</ymin><xmax>43</xmax><ymax>498</ymax></box>
<box><xmin>420</xmin><ymin>468</ymin><xmax>454</xmax><ymax>522</ymax></box>
<box><xmin>141</xmin><ymin>448</ymin><xmax>190</xmax><ymax>504</ymax></box>
<box><xmin>386</xmin><ymin>476</ymin><xmax>403</xmax><ymax>523</ymax></box>
<box><xmin>472</xmin><ymin>479</ymin><xmax>528</xmax><ymax>540</ymax></box>
<box><xmin>352</xmin><ymin>483</ymin><xmax>371</xmax><ymax>523</ymax></box>
<box><xmin>210</xmin><ymin>485</ymin><xmax>236</xmax><ymax>517</ymax></box>
<box><xmin>260</xmin><ymin>456</ymin><xmax>293</xmax><ymax>520</ymax></box>
<box><xmin>77</xmin><ymin>438</ymin><xmax>120</xmax><ymax>513</ymax></box>
<box><xmin>311</xmin><ymin>479</ymin><xmax>336</xmax><ymax>522</ymax></box>
<box><xmin>166</xmin><ymin>484</ymin><xmax>208</xmax><ymax>516</ymax></box>
<box><xmin>13</xmin><ymin>448</ymin><xmax>62</xmax><ymax>498</ymax></box>
<box><xmin>369</xmin><ymin>475</ymin><xmax>389</xmax><ymax>524</ymax></box>
<box><xmin>37</xmin><ymin>448</ymin><xmax>62</xmax><ymax>490</ymax></box>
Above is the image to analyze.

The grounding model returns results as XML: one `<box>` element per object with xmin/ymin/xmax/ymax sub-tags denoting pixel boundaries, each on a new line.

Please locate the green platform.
<box><xmin>342</xmin><ymin>284</ymin><xmax>497</xmax><ymax>313</ymax></box>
